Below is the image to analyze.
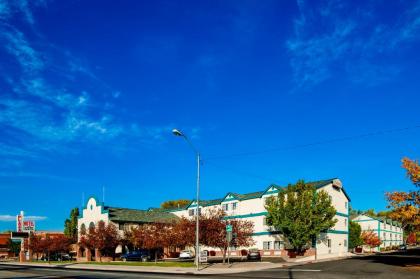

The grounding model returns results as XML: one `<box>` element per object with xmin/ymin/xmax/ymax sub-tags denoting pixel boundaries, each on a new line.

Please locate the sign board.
<box><xmin>16</xmin><ymin>214</ymin><xmax>23</xmax><ymax>232</ymax></box>
<box><xmin>226</xmin><ymin>224</ymin><xmax>232</xmax><ymax>232</ymax></box>
<box><xmin>11</xmin><ymin>232</ymin><xmax>29</xmax><ymax>238</ymax></box>
<box><xmin>23</xmin><ymin>220</ymin><xmax>35</xmax><ymax>232</ymax></box>
<box><xmin>199</xmin><ymin>250</ymin><xmax>208</xmax><ymax>263</ymax></box>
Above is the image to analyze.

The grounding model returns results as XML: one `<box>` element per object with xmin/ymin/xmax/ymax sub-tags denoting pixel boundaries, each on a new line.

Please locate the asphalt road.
<box><xmin>0</xmin><ymin>249</ymin><xmax>419</xmax><ymax>279</ymax></box>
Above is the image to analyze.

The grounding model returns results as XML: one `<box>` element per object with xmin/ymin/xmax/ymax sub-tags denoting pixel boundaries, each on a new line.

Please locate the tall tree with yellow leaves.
<box><xmin>386</xmin><ymin>157</ymin><xmax>420</xmax><ymax>232</ymax></box>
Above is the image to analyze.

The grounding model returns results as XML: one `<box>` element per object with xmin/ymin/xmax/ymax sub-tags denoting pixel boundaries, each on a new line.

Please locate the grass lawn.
<box><xmin>83</xmin><ymin>261</ymin><xmax>195</xmax><ymax>267</ymax></box>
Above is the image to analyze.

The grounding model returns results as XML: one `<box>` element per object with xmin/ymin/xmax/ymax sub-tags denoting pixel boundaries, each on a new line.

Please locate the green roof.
<box><xmin>106</xmin><ymin>206</ymin><xmax>179</xmax><ymax>224</ymax></box>
<box><xmin>183</xmin><ymin>178</ymin><xmax>349</xmax><ymax>209</ymax></box>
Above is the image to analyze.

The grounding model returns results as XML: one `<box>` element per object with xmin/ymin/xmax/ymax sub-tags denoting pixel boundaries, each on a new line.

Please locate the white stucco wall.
<box><xmin>77</xmin><ymin>197</ymin><xmax>109</xmax><ymax>240</ymax></box>
<box><xmin>173</xmin><ymin>179</ymin><xmax>350</xmax><ymax>258</ymax></box>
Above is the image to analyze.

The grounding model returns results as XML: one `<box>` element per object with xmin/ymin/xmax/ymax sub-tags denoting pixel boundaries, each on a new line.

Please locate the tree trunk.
<box><xmin>221</xmin><ymin>247</ymin><xmax>227</xmax><ymax>264</ymax></box>
<box><xmin>155</xmin><ymin>250</ymin><xmax>158</xmax><ymax>263</ymax></box>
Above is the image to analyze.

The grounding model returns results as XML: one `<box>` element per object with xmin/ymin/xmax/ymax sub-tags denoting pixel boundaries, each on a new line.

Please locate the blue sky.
<box><xmin>0</xmin><ymin>0</ymin><xmax>419</xmax><ymax>231</ymax></box>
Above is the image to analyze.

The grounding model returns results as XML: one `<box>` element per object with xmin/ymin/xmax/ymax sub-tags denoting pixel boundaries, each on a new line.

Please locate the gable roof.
<box><xmin>182</xmin><ymin>178</ymin><xmax>350</xmax><ymax>208</ymax></box>
<box><xmin>105</xmin><ymin>206</ymin><xmax>179</xmax><ymax>224</ymax></box>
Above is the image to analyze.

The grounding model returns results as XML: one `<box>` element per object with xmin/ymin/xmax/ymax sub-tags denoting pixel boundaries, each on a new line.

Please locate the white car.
<box><xmin>179</xmin><ymin>250</ymin><xmax>194</xmax><ymax>259</ymax></box>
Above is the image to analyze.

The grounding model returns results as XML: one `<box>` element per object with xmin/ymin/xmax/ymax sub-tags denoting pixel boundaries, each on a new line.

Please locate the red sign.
<box><xmin>17</xmin><ymin>215</ymin><xmax>22</xmax><ymax>232</ymax></box>
<box><xmin>23</xmin><ymin>220</ymin><xmax>35</xmax><ymax>232</ymax></box>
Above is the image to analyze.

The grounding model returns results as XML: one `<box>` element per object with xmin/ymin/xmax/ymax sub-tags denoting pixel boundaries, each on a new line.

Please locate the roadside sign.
<box><xmin>199</xmin><ymin>250</ymin><xmax>208</xmax><ymax>263</ymax></box>
<box><xmin>16</xmin><ymin>214</ymin><xmax>23</xmax><ymax>232</ymax></box>
<box><xmin>226</xmin><ymin>224</ymin><xmax>232</xmax><ymax>232</ymax></box>
<box><xmin>11</xmin><ymin>232</ymin><xmax>29</xmax><ymax>238</ymax></box>
<box><xmin>23</xmin><ymin>220</ymin><xmax>35</xmax><ymax>232</ymax></box>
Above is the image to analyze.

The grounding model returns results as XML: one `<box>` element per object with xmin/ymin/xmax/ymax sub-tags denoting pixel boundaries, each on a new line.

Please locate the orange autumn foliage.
<box><xmin>361</xmin><ymin>231</ymin><xmax>381</xmax><ymax>251</ymax></box>
<box><xmin>386</xmin><ymin>157</ymin><xmax>420</xmax><ymax>230</ymax></box>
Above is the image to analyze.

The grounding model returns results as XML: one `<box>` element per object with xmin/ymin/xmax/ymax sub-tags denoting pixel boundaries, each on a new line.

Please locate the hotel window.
<box><xmin>327</xmin><ymin>239</ymin><xmax>332</xmax><ymax>248</ymax></box>
<box><xmin>263</xmin><ymin>217</ymin><xmax>268</xmax><ymax>226</ymax></box>
<box><xmin>344</xmin><ymin>239</ymin><xmax>347</xmax><ymax>247</ymax></box>
<box><xmin>344</xmin><ymin>218</ymin><xmax>347</xmax><ymax>227</ymax></box>
<box><xmin>263</xmin><ymin>241</ymin><xmax>271</xmax><ymax>250</ymax></box>
<box><xmin>188</xmin><ymin>209</ymin><xmax>194</xmax><ymax>216</ymax></box>
<box><xmin>232</xmin><ymin>202</ymin><xmax>237</xmax><ymax>210</ymax></box>
<box><xmin>119</xmin><ymin>223</ymin><xmax>124</xmax><ymax>230</ymax></box>
<box><xmin>383</xmin><ymin>233</ymin><xmax>386</xmax><ymax>239</ymax></box>
<box><xmin>274</xmin><ymin>241</ymin><xmax>283</xmax><ymax>250</ymax></box>
<box><xmin>222</xmin><ymin>204</ymin><xmax>229</xmax><ymax>211</ymax></box>
<box><xmin>345</xmin><ymin>202</ymin><xmax>348</xmax><ymax>209</ymax></box>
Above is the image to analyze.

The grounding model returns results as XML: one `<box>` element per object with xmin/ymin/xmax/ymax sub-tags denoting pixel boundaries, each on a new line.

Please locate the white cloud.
<box><xmin>287</xmin><ymin>0</ymin><xmax>420</xmax><ymax>89</ymax></box>
<box><xmin>0</xmin><ymin>214</ymin><xmax>47</xmax><ymax>222</ymax></box>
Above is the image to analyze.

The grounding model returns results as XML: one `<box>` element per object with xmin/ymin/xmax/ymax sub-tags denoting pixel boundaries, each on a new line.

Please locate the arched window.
<box><xmin>89</xmin><ymin>222</ymin><xmax>95</xmax><ymax>230</ymax></box>
<box><xmin>80</xmin><ymin>223</ymin><xmax>86</xmax><ymax>235</ymax></box>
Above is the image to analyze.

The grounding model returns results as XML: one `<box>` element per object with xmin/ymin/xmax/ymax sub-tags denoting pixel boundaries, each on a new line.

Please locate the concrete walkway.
<box><xmin>0</xmin><ymin>253</ymin><xmax>365</xmax><ymax>275</ymax></box>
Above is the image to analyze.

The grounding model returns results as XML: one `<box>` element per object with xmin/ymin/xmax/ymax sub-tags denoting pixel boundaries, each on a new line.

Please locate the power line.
<box><xmin>205</xmin><ymin>124</ymin><xmax>420</xmax><ymax>160</ymax></box>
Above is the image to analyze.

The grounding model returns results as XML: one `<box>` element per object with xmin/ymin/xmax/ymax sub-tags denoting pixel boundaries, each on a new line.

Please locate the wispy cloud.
<box><xmin>0</xmin><ymin>214</ymin><xmax>47</xmax><ymax>222</ymax></box>
<box><xmin>0</xmin><ymin>0</ymin><xmax>178</xmax><ymax>177</ymax></box>
<box><xmin>287</xmin><ymin>0</ymin><xmax>420</xmax><ymax>90</ymax></box>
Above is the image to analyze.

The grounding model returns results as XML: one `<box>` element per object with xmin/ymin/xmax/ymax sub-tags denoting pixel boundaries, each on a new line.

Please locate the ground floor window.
<box><xmin>274</xmin><ymin>241</ymin><xmax>283</xmax><ymax>250</ymax></box>
<box><xmin>263</xmin><ymin>241</ymin><xmax>271</xmax><ymax>250</ymax></box>
<box><xmin>344</xmin><ymin>239</ymin><xmax>347</xmax><ymax>247</ymax></box>
<box><xmin>327</xmin><ymin>239</ymin><xmax>332</xmax><ymax>248</ymax></box>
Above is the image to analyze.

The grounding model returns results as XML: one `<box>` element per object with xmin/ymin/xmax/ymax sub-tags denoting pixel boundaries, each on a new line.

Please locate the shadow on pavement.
<box><xmin>348</xmin><ymin>248</ymin><xmax>420</xmax><ymax>268</ymax></box>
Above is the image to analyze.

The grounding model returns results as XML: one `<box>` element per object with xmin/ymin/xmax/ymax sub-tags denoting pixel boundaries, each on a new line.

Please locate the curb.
<box><xmin>0</xmin><ymin>262</ymin><xmax>278</xmax><ymax>275</ymax></box>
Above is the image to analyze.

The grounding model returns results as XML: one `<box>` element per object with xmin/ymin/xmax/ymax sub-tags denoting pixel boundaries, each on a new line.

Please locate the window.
<box><xmin>274</xmin><ymin>241</ymin><xmax>283</xmax><ymax>250</ymax></box>
<box><xmin>263</xmin><ymin>241</ymin><xmax>271</xmax><ymax>250</ymax></box>
<box><xmin>327</xmin><ymin>239</ymin><xmax>332</xmax><ymax>248</ymax></box>
<box><xmin>263</xmin><ymin>217</ymin><xmax>268</xmax><ymax>226</ymax></box>
<box><xmin>232</xmin><ymin>202</ymin><xmax>237</xmax><ymax>210</ymax></box>
<box><xmin>222</xmin><ymin>204</ymin><xmax>228</xmax><ymax>211</ymax></box>
<box><xmin>188</xmin><ymin>209</ymin><xmax>194</xmax><ymax>216</ymax></box>
<box><xmin>345</xmin><ymin>202</ymin><xmax>348</xmax><ymax>209</ymax></box>
<box><xmin>344</xmin><ymin>218</ymin><xmax>347</xmax><ymax>227</ymax></box>
<box><xmin>383</xmin><ymin>233</ymin><xmax>385</xmax><ymax>239</ymax></box>
<box><xmin>344</xmin><ymin>239</ymin><xmax>347</xmax><ymax>247</ymax></box>
<box><xmin>119</xmin><ymin>223</ymin><xmax>124</xmax><ymax>230</ymax></box>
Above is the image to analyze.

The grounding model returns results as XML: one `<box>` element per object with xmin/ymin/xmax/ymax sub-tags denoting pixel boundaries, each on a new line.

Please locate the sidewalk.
<box><xmin>0</xmin><ymin>261</ymin><xmax>284</xmax><ymax>275</ymax></box>
<box><xmin>0</xmin><ymin>253</ymin><xmax>366</xmax><ymax>275</ymax></box>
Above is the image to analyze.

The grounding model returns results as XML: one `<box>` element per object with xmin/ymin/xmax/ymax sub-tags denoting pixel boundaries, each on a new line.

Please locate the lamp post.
<box><xmin>172</xmin><ymin>129</ymin><xmax>200</xmax><ymax>270</ymax></box>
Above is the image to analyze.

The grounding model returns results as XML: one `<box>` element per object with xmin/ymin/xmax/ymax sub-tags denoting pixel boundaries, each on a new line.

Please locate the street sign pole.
<box><xmin>226</xmin><ymin>224</ymin><xmax>233</xmax><ymax>265</ymax></box>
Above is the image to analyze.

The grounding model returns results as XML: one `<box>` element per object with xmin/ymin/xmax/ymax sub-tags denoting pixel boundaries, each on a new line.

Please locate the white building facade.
<box><xmin>172</xmin><ymin>178</ymin><xmax>351</xmax><ymax>259</ymax></box>
<box><xmin>352</xmin><ymin>214</ymin><xmax>403</xmax><ymax>251</ymax></box>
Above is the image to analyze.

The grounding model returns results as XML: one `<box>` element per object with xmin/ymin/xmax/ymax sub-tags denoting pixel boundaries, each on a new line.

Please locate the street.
<box><xmin>0</xmin><ymin>249</ymin><xmax>419</xmax><ymax>279</ymax></box>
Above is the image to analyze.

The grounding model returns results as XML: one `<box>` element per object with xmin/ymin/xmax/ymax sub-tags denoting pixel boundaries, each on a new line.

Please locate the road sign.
<box><xmin>226</xmin><ymin>224</ymin><xmax>232</xmax><ymax>232</ymax></box>
<box><xmin>11</xmin><ymin>232</ymin><xmax>29</xmax><ymax>238</ymax></box>
<box><xmin>199</xmin><ymin>250</ymin><xmax>208</xmax><ymax>263</ymax></box>
<box><xmin>23</xmin><ymin>220</ymin><xmax>35</xmax><ymax>232</ymax></box>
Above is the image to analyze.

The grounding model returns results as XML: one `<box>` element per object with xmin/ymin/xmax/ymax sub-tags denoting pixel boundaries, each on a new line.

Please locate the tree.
<box><xmin>7</xmin><ymin>239</ymin><xmax>20</xmax><ymax>256</ymax></box>
<box><xmin>79</xmin><ymin>224</ymin><xmax>96</xmax><ymax>253</ymax></box>
<box><xmin>64</xmin><ymin>208</ymin><xmax>79</xmax><ymax>243</ymax></box>
<box><xmin>266</xmin><ymin>180</ymin><xmax>337</xmax><ymax>254</ymax></box>
<box><xmin>386</xmin><ymin>157</ymin><xmax>420</xmax><ymax>232</ymax></box>
<box><xmin>406</xmin><ymin>232</ymin><xmax>417</xmax><ymax>245</ymax></box>
<box><xmin>28</xmin><ymin>234</ymin><xmax>43</xmax><ymax>260</ymax></box>
<box><xmin>160</xmin><ymin>199</ymin><xmax>191</xmax><ymax>210</ymax></box>
<box><xmin>349</xmin><ymin>221</ymin><xmax>363</xmax><ymax>250</ymax></box>
<box><xmin>199</xmin><ymin>210</ymin><xmax>254</xmax><ymax>263</ymax></box>
<box><xmin>361</xmin><ymin>231</ymin><xmax>381</xmax><ymax>252</ymax></box>
<box><xmin>131</xmin><ymin>223</ymin><xmax>171</xmax><ymax>262</ymax></box>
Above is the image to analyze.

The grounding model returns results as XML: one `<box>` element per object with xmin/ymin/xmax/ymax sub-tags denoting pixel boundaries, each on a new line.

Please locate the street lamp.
<box><xmin>172</xmin><ymin>128</ymin><xmax>201</xmax><ymax>270</ymax></box>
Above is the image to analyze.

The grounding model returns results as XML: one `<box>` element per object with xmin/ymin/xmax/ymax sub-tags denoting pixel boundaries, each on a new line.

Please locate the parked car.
<box><xmin>120</xmin><ymin>250</ymin><xmax>151</xmax><ymax>262</ymax></box>
<box><xmin>179</xmin><ymin>250</ymin><xmax>194</xmax><ymax>259</ymax></box>
<box><xmin>246</xmin><ymin>248</ymin><xmax>261</xmax><ymax>261</ymax></box>
<box><xmin>398</xmin><ymin>244</ymin><xmax>407</xmax><ymax>251</ymax></box>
